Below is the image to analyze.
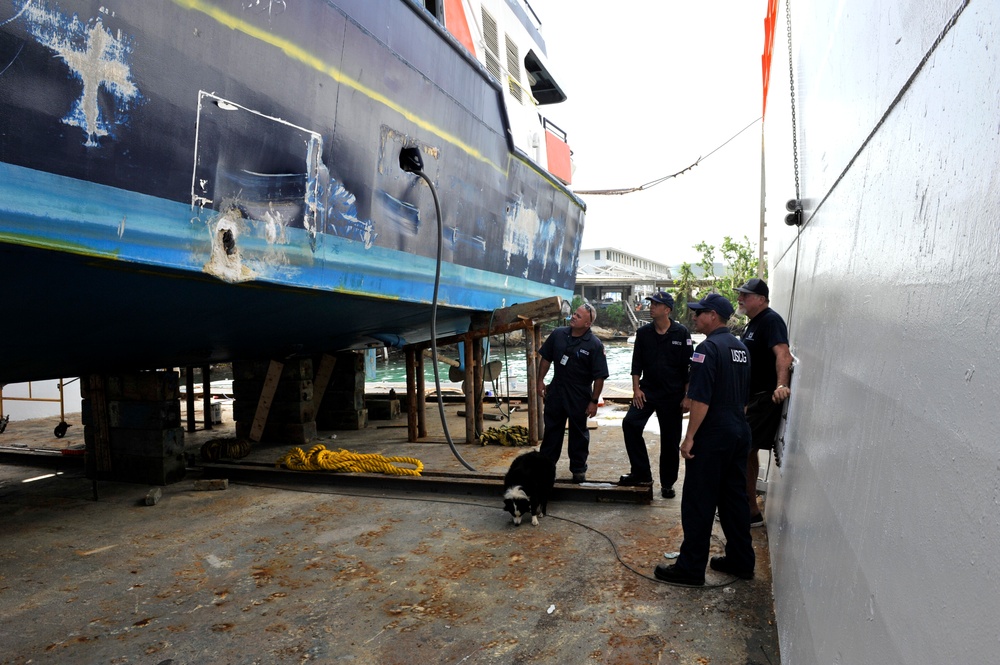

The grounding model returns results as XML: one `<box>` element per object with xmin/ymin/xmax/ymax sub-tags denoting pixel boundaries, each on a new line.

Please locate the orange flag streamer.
<box><xmin>762</xmin><ymin>0</ymin><xmax>779</xmax><ymax>118</ymax></box>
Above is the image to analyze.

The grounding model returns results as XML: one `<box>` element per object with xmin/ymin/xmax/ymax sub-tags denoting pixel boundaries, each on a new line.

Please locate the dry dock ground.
<box><xmin>0</xmin><ymin>400</ymin><xmax>779</xmax><ymax>665</ymax></box>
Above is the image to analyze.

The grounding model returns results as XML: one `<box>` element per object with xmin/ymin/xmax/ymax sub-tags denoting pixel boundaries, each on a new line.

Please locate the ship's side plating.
<box><xmin>763</xmin><ymin>1</ymin><xmax>999</xmax><ymax>662</ymax></box>
<box><xmin>0</xmin><ymin>0</ymin><xmax>584</xmax><ymax>383</ymax></box>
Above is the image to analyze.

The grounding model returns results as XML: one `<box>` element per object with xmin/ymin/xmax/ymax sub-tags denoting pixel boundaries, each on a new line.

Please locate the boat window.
<box><xmin>523</xmin><ymin>50</ymin><xmax>566</xmax><ymax>104</ymax></box>
<box><xmin>421</xmin><ymin>0</ymin><xmax>443</xmax><ymax>23</ymax></box>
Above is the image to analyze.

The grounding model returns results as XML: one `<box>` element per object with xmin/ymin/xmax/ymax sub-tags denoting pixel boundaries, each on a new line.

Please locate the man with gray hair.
<box><xmin>536</xmin><ymin>302</ymin><xmax>609</xmax><ymax>483</ymax></box>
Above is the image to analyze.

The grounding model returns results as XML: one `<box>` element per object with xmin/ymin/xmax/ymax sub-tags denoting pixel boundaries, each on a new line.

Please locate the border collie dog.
<box><xmin>503</xmin><ymin>451</ymin><xmax>556</xmax><ymax>526</ymax></box>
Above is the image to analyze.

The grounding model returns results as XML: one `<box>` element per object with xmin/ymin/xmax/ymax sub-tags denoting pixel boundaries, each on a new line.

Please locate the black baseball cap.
<box><xmin>645</xmin><ymin>291</ymin><xmax>675</xmax><ymax>308</ymax></box>
<box><xmin>735</xmin><ymin>278</ymin><xmax>769</xmax><ymax>298</ymax></box>
<box><xmin>687</xmin><ymin>293</ymin><xmax>735</xmax><ymax>320</ymax></box>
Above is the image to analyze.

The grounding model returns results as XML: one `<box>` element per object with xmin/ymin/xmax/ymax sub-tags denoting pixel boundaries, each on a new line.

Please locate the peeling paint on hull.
<box><xmin>0</xmin><ymin>0</ymin><xmax>584</xmax><ymax>382</ymax></box>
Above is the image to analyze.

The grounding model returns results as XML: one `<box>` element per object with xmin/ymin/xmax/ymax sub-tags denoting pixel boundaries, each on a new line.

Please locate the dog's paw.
<box><xmin>531</xmin><ymin>515</ymin><xmax>539</xmax><ymax>526</ymax></box>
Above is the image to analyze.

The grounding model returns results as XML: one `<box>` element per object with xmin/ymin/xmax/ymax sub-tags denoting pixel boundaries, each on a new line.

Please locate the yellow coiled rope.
<box><xmin>277</xmin><ymin>444</ymin><xmax>423</xmax><ymax>476</ymax></box>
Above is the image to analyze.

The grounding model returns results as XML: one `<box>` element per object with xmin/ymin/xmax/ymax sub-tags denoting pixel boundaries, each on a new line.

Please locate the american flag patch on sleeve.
<box><xmin>692</xmin><ymin>352</ymin><xmax>706</xmax><ymax>363</ymax></box>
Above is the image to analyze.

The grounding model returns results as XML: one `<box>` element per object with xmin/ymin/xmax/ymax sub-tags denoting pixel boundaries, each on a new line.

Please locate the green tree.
<box><xmin>601</xmin><ymin>302</ymin><xmax>629</xmax><ymax>332</ymax></box>
<box><xmin>694</xmin><ymin>241</ymin><xmax>717</xmax><ymax>284</ymax></box>
<box><xmin>691</xmin><ymin>236</ymin><xmax>763</xmax><ymax>326</ymax></box>
<box><xmin>717</xmin><ymin>235</ymin><xmax>761</xmax><ymax>303</ymax></box>
<box><xmin>673</xmin><ymin>261</ymin><xmax>698</xmax><ymax>326</ymax></box>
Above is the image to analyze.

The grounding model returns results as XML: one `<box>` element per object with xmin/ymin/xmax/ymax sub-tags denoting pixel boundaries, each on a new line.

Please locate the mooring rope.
<box><xmin>277</xmin><ymin>444</ymin><xmax>423</xmax><ymax>476</ymax></box>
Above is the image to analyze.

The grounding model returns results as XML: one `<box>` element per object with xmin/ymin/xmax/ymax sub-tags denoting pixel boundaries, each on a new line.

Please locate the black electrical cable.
<box><xmin>408</xmin><ymin>169</ymin><xmax>476</xmax><ymax>472</ymax></box>
<box><xmin>231</xmin><ymin>478</ymin><xmax>743</xmax><ymax>589</ymax></box>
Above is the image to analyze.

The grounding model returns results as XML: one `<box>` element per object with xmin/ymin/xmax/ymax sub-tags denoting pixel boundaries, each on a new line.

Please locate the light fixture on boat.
<box><xmin>398</xmin><ymin>146</ymin><xmax>423</xmax><ymax>174</ymax></box>
<box><xmin>398</xmin><ymin>145</ymin><xmax>476</xmax><ymax>473</ymax></box>
<box><xmin>785</xmin><ymin>198</ymin><xmax>803</xmax><ymax>226</ymax></box>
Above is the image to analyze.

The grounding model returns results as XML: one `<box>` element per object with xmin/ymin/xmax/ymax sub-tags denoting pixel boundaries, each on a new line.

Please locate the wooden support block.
<box><xmin>234</xmin><ymin>400</ymin><xmax>315</xmax><ymax>424</ymax></box>
<box><xmin>103</xmin><ymin>371</ymin><xmax>180</xmax><ymax>401</ymax></box>
<box><xmin>85</xmin><ymin>375</ymin><xmax>112</xmax><ymax>473</ymax></box>
<box><xmin>233</xmin><ymin>359</ymin><xmax>313</xmax><ymax>381</ymax></box>
<box><xmin>84</xmin><ymin>426</ymin><xmax>185</xmax><ymax>457</ymax></box>
<box><xmin>319</xmin><ymin>387</ymin><xmax>365</xmax><ymax>412</ymax></box>
<box><xmin>87</xmin><ymin>452</ymin><xmax>185</xmax><ymax>485</ymax></box>
<box><xmin>236</xmin><ymin>420</ymin><xmax>317</xmax><ymax>444</ymax></box>
<box><xmin>145</xmin><ymin>487</ymin><xmax>163</xmax><ymax>505</ymax></box>
<box><xmin>249</xmin><ymin>360</ymin><xmax>284</xmax><ymax>443</ymax></box>
<box><xmin>194</xmin><ymin>479</ymin><xmax>229</xmax><ymax>491</ymax></box>
<box><xmin>480</xmin><ymin>296</ymin><xmax>564</xmax><ymax>329</ymax></box>
<box><xmin>311</xmin><ymin>354</ymin><xmax>338</xmax><ymax>413</ymax></box>
<box><xmin>367</xmin><ymin>399</ymin><xmax>400</xmax><ymax>420</ymax></box>
<box><xmin>315</xmin><ymin>409</ymin><xmax>368</xmax><ymax>431</ymax></box>
<box><xmin>108</xmin><ymin>401</ymin><xmax>181</xmax><ymax>429</ymax></box>
<box><xmin>233</xmin><ymin>379</ymin><xmax>314</xmax><ymax>403</ymax></box>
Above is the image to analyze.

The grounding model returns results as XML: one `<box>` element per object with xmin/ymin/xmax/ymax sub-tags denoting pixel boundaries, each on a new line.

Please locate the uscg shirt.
<box><xmin>687</xmin><ymin>327</ymin><xmax>751</xmax><ymax>438</ymax></box>
<box><xmin>539</xmin><ymin>327</ymin><xmax>610</xmax><ymax>400</ymax></box>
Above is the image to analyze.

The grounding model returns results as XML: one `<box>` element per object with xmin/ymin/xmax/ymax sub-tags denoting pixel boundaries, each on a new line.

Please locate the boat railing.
<box><xmin>542</xmin><ymin>117</ymin><xmax>568</xmax><ymax>142</ymax></box>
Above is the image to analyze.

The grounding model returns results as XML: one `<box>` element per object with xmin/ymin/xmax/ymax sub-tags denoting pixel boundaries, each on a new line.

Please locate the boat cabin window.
<box><xmin>421</xmin><ymin>0</ymin><xmax>443</xmax><ymax>23</ymax></box>
<box><xmin>524</xmin><ymin>50</ymin><xmax>566</xmax><ymax>105</ymax></box>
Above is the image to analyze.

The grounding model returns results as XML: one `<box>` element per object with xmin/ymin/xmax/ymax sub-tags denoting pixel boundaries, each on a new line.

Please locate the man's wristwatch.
<box><xmin>590</xmin><ymin>398</ymin><xmax>599</xmax><ymax>404</ymax></box>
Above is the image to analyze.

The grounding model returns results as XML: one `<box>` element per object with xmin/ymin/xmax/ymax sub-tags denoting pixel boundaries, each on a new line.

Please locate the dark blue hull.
<box><xmin>0</xmin><ymin>0</ymin><xmax>584</xmax><ymax>383</ymax></box>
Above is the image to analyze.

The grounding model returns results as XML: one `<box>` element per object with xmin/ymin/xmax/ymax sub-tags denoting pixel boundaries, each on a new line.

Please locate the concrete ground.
<box><xmin>0</xmin><ymin>399</ymin><xmax>779</xmax><ymax>665</ymax></box>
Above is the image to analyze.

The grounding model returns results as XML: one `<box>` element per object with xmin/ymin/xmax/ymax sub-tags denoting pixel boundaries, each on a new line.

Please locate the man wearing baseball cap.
<box><xmin>735</xmin><ymin>278</ymin><xmax>792</xmax><ymax>527</ymax></box>
<box><xmin>654</xmin><ymin>292</ymin><xmax>755</xmax><ymax>586</ymax></box>
<box><xmin>618</xmin><ymin>291</ymin><xmax>693</xmax><ymax>499</ymax></box>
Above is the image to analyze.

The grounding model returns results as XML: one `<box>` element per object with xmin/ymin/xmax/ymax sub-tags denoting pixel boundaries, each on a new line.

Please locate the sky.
<box><xmin>530</xmin><ymin>0</ymin><xmax>770</xmax><ymax>266</ymax></box>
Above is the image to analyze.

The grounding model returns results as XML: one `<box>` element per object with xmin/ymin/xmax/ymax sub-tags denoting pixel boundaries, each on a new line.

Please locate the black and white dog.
<box><xmin>503</xmin><ymin>451</ymin><xmax>556</xmax><ymax>526</ymax></box>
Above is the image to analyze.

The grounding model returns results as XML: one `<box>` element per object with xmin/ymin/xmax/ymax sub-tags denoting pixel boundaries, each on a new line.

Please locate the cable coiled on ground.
<box><xmin>201</xmin><ymin>437</ymin><xmax>252</xmax><ymax>461</ymax></box>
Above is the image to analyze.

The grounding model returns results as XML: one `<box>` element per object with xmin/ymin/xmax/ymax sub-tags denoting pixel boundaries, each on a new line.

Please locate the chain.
<box><xmin>786</xmin><ymin>0</ymin><xmax>800</xmax><ymax>200</ymax></box>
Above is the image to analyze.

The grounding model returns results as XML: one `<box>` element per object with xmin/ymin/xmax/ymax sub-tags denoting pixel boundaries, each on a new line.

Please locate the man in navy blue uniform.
<box><xmin>536</xmin><ymin>303</ymin><xmax>609</xmax><ymax>483</ymax></box>
<box><xmin>736</xmin><ymin>278</ymin><xmax>792</xmax><ymax>526</ymax></box>
<box><xmin>654</xmin><ymin>293</ymin><xmax>755</xmax><ymax>586</ymax></box>
<box><xmin>618</xmin><ymin>291</ymin><xmax>693</xmax><ymax>498</ymax></box>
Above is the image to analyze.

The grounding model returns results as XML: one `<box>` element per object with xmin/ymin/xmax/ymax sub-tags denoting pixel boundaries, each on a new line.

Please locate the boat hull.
<box><xmin>763</xmin><ymin>1</ymin><xmax>1000</xmax><ymax>661</ymax></box>
<box><xmin>0</xmin><ymin>0</ymin><xmax>584</xmax><ymax>383</ymax></box>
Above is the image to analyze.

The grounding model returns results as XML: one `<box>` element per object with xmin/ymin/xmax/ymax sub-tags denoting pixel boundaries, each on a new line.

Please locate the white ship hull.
<box><xmin>762</xmin><ymin>1</ymin><xmax>997</xmax><ymax>662</ymax></box>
